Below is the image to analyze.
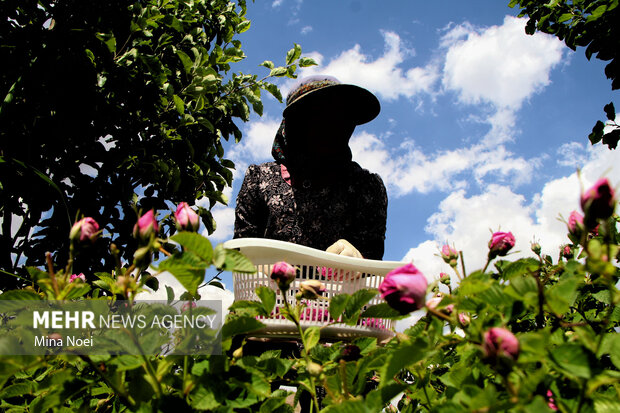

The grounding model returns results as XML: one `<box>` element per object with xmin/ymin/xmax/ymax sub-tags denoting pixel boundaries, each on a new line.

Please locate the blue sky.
<box><xmin>148</xmin><ymin>1</ymin><xmax>619</xmax><ymax>306</ymax></box>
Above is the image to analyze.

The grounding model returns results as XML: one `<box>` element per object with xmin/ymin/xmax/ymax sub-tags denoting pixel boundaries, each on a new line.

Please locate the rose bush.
<box><xmin>0</xmin><ymin>177</ymin><xmax>618</xmax><ymax>412</ymax></box>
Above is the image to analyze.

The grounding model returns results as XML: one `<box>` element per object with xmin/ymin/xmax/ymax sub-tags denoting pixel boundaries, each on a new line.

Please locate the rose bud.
<box><xmin>488</xmin><ymin>231</ymin><xmax>515</xmax><ymax>259</ymax></box>
<box><xmin>175</xmin><ymin>202</ymin><xmax>200</xmax><ymax>232</ymax></box>
<box><xmin>530</xmin><ymin>242</ymin><xmax>541</xmax><ymax>256</ymax></box>
<box><xmin>69</xmin><ymin>217</ymin><xmax>100</xmax><ymax>244</ymax></box>
<box><xmin>458</xmin><ymin>313</ymin><xmax>470</xmax><ymax>327</ymax></box>
<box><xmin>567</xmin><ymin>210</ymin><xmax>585</xmax><ymax>237</ymax></box>
<box><xmin>306</xmin><ymin>361</ymin><xmax>323</xmax><ymax>377</ymax></box>
<box><xmin>440</xmin><ymin>244</ymin><xmax>459</xmax><ymax>267</ymax></box>
<box><xmin>482</xmin><ymin>327</ymin><xmax>519</xmax><ymax>360</ymax></box>
<box><xmin>181</xmin><ymin>301</ymin><xmax>197</xmax><ymax>312</ymax></box>
<box><xmin>298</xmin><ymin>280</ymin><xmax>326</xmax><ymax>300</ymax></box>
<box><xmin>270</xmin><ymin>261</ymin><xmax>297</xmax><ymax>291</ymax></box>
<box><xmin>439</xmin><ymin>272</ymin><xmax>451</xmax><ymax>286</ymax></box>
<box><xmin>379</xmin><ymin>263</ymin><xmax>428</xmax><ymax>315</ymax></box>
<box><xmin>133</xmin><ymin>210</ymin><xmax>158</xmax><ymax>242</ymax></box>
<box><xmin>69</xmin><ymin>273</ymin><xmax>86</xmax><ymax>283</ymax></box>
<box><xmin>546</xmin><ymin>390</ymin><xmax>558</xmax><ymax>411</ymax></box>
<box><xmin>581</xmin><ymin>178</ymin><xmax>616</xmax><ymax>229</ymax></box>
<box><xmin>426</xmin><ymin>295</ymin><xmax>442</xmax><ymax>311</ymax></box>
<box><xmin>561</xmin><ymin>244</ymin><xmax>573</xmax><ymax>260</ymax></box>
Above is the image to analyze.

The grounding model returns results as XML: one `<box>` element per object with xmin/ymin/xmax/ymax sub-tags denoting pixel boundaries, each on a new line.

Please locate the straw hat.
<box><xmin>282</xmin><ymin>75</ymin><xmax>380</xmax><ymax>125</ymax></box>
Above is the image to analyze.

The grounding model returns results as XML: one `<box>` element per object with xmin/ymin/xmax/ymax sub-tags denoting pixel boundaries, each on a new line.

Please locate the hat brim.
<box><xmin>283</xmin><ymin>84</ymin><xmax>380</xmax><ymax>125</ymax></box>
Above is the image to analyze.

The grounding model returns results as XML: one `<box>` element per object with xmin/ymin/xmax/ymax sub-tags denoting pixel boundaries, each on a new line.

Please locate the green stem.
<box><xmin>481</xmin><ymin>257</ymin><xmax>491</xmax><ymax>274</ymax></box>
<box><xmin>79</xmin><ymin>355</ymin><xmax>136</xmax><ymax>408</ymax></box>
<box><xmin>283</xmin><ymin>296</ymin><xmax>320</xmax><ymax>413</ymax></box>
<box><xmin>414</xmin><ymin>367</ymin><xmax>433</xmax><ymax>410</ymax></box>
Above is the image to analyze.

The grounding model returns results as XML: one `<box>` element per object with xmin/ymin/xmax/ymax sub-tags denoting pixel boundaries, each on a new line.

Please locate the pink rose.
<box><xmin>567</xmin><ymin>210</ymin><xmax>584</xmax><ymax>237</ymax></box>
<box><xmin>488</xmin><ymin>231</ymin><xmax>515</xmax><ymax>259</ymax></box>
<box><xmin>379</xmin><ymin>263</ymin><xmax>428</xmax><ymax>315</ymax></box>
<box><xmin>69</xmin><ymin>273</ymin><xmax>86</xmax><ymax>283</ymax></box>
<box><xmin>270</xmin><ymin>261</ymin><xmax>297</xmax><ymax>291</ymax></box>
<box><xmin>439</xmin><ymin>272</ymin><xmax>451</xmax><ymax>286</ymax></box>
<box><xmin>581</xmin><ymin>178</ymin><xmax>616</xmax><ymax>228</ymax></box>
<box><xmin>133</xmin><ymin>210</ymin><xmax>158</xmax><ymax>241</ymax></box>
<box><xmin>175</xmin><ymin>202</ymin><xmax>200</xmax><ymax>232</ymax></box>
<box><xmin>482</xmin><ymin>327</ymin><xmax>519</xmax><ymax>360</ymax></box>
<box><xmin>69</xmin><ymin>217</ymin><xmax>100</xmax><ymax>244</ymax></box>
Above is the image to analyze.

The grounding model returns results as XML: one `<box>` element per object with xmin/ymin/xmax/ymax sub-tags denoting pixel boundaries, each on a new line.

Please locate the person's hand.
<box><xmin>326</xmin><ymin>239</ymin><xmax>363</xmax><ymax>258</ymax></box>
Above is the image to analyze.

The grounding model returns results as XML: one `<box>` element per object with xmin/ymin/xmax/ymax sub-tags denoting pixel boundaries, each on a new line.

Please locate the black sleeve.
<box><xmin>233</xmin><ymin>164</ymin><xmax>266</xmax><ymax>239</ymax></box>
<box><xmin>350</xmin><ymin>172</ymin><xmax>387</xmax><ymax>260</ymax></box>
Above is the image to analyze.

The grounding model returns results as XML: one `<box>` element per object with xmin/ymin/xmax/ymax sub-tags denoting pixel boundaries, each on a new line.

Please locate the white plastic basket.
<box><xmin>223</xmin><ymin>238</ymin><xmax>406</xmax><ymax>342</ymax></box>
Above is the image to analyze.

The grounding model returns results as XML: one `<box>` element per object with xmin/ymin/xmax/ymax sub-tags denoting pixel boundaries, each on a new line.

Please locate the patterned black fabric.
<box><xmin>233</xmin><ymin>161</ymin><xmax>387</xmax><ymax>260</ymax></box>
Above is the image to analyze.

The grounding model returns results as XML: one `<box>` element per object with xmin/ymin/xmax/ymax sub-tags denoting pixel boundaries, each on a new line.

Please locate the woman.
<box><xmin>234</xmin><ymin>75</ymin><xmax>387</xmax><ymax>260</ymax></box>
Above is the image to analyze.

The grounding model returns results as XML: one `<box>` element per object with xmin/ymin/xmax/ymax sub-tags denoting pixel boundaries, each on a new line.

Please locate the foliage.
<box><xmin>0</xmin><ymin>183</ymin><xmax>619</xmax><ymax>412</ymax></box>
<box><xmin>508</xmin><ymin>0</ymin><xmax>619</xmax><ymax>149</ymax></box>
<box><xmin>0</xmin><ymin>0</ymin><xmax>315</xmax><ymax>289</ymax></box>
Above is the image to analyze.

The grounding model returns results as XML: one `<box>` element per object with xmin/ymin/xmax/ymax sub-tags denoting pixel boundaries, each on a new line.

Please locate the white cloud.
<box><xmin>300</xmin><ymin>25</ymin><xmax>312</xmax><ymax>35</ymax></box>
<box><xmin>441</xmin><ymin>16</ymin><xmax>565</xmax><ymax>109</ymax></box>
<box><xmin>350</xmin><ymin>131</ymin><xmax>536</xmax><ymax>196</ymax></box>
<box><xmin>229</xmin><ymin>117</ymin><xmax>280</xmax><ymax>165</ymax></box>
<box><xmin>206</xmin><ymin>205</ymin><xmax>236</xmax><ymax>242</ymax></box>
<box><xmin>298</xmin><ymin>31</ymin><xmax>439</xmax><ymax>102</ymax></box>
<box><xmin>402</xmin><ymin>144</ymin><xmax>620</xmax><ymax>279</ymax></box>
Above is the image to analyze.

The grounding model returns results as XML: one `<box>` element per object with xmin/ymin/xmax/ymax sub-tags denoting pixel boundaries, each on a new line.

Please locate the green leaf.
<box><xmin>171</xmin><ymin>232</ymin><xmax>213</xmax><ymax>263</ymax></box>
<box><xmin>589</xmin><ymin>120</ymin><xmax>605</xmax><ymax>144</ymax></box>
<box><xmin>285</xmin><ymin>43</ymin><xmax>302</xmax><ymax>65</ymax></box>
<box><xmin>158</xmin><ymin>252</ymin><xmax>206</xmax><ymax>296</ymax></box>
<box><xmin>259</xmin><ymin>60</ymin><xmax>274</xmax><ymax>69</ymax></box>
<box><xmin>214</xmin><ymin>245</ymin><xmax>256</xmax><ymax>274</ymax></box>
<box><xmin>173</xmin><ymin>94</ymin><xmax>184</xmax><ymax>114</ymax></box>
<box><xmin>236</xmin><ymin>19</ymin><xmax>251</xmax><ymax>33</ymax></box>
<box><xmin>360</xmin><ymin>302</ymin><xmax>404</xmax><ymax>319</ymax></box>
<box><xmin>502</xmin><ymin>258</ymin><xmax>540</xmax><ymax>279</ymax></box>
<box><xmin>176</xmin><ymin>50</ymin><xmax>193</xmax><ymax>74</ymax></box>
<box><xmin>343</xmin><ymin>288</ymin><xmax>377</xmax><ymax>324</ymax></box>
<box><xmin>166</xmin><ymin>285</ymin><xmax>174</xmax><ymax>304</ymax></box>
<box><xmin>269</xmin><ymin>67</ymin><xmax>288</xmax><ymax>77</ymax></box>
<box><xmin>0</xmin><ymin>382</ymin><xmax>34</xmax><ymax>399</ymax></box>
<box><xmin>222</xmin><ymin>315</ymin><xmax>265</xmax><ymax>339</ymax></box>
<box><xmin>598</xmin><ymin>333</ymin><xmax>620</xmax><ymax>369</ymax></box>
<box><xmin>329</xmin><ymin>293</ymin><xmax>350</xmax><ymax>321</ymax></box>
<box><xmin>604</xmin><ymin>102</ymin><xmax>616</xmax><ymax>121</ymax></box>
<box><xmin>550</xmin><ymin>344</ymin><xmax>592</xmax><ymax>378</ymax></box>
<box><xmin>380</xmin><ymin>338</ymin><xmax>429</xmax><ymax>386</ymax></box>
<box><xmin>545</xmin><ymin>275</ymin><xmax>579</xmax><ymax>315</ymax></box>
<box><xmin>302</xmin><ymin>326</ymin><xmax>321</xmax><ymax>351</ymax></box>
<box><xmin>192</xmin><ymin>386</ymin><xmax>219</xmax><ymax>410</ymax></box>
<box><xmin>228</xmin><ymin>300</ymin><xmax>266</xmax><ymax>316</ymax></box>
<box><xmin>593</xmin><ymin>398</ymin><xmax>620</xmax><ymax>413</ymax></box>
<box><xmin>256</xmin><ymin>286</ymin><xmax>276</xmax><ymax>315</ymax></box>
<box><xmin>0</xmin><ymin>289</ymin><xmax>42</xmax><ymax>301</ymax></box>
<box><xmin>298</xmin><ymin>57</ymin><xmax>317</xmax><ymax>67</ymax></box>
